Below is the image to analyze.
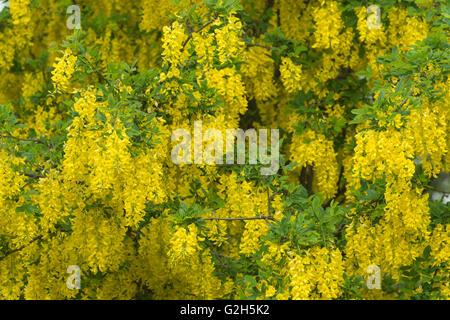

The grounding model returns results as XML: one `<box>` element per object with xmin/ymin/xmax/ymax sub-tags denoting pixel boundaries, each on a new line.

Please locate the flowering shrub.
<box><xmin>0</xmin><ymin>0</ymin><xmax>448</xmax><ymax>300</ymax></box>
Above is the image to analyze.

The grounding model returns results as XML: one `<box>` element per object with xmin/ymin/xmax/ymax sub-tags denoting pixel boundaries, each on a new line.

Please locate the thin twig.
<box><xmin>78</xmin><ymin>55</ymin><xmax>108</xmax><ymax>84</ymax></box>
<box><xmin>0</xmin><ymin>235</ymin><xmax>43</xmax><ymax>262</ymax></box>
<box><xmin>269</xmin><ymin>190</ymin><xmax>285</xmax><ymax>201</ymax></box>
<box><xmin>19</xmin><ymin>171</ymin><xmax>46</xmax><ymax>179</ymax></box>
<box><xmin>182</xmin><ymin>17</ymin><xmax>217</xmax><ymax>49</ymax></box>
<box><xmin>0</xmin><ymin>134</ymin><xmax>49</xmax><ymax>147</ymax></box>
<box><xmin>246</xmin><ymin>43</ymin><xmax>274</xmax><ymax>51</ymax></box>
<box><xmin>201</xmin><ymin>216</ymin><xmax>275</xmax><ymax>221</ymax></box>
<box><xmin>399</xmin><ymin>97</ymin><xmax>408</xmax><ymax>108</ymax></box>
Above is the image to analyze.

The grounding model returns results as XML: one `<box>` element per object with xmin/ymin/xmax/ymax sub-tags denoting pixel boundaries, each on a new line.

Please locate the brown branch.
<box><xmin>0</xmin><ymin>134</ymin><xmax>50</xmax><ymax>147</ymax></box>
<box><xmin>78</xmin><ymin>55</ymin><xmax>108</xmax><ymax>84</ymax></box>
<box><xmin>246</xmin><ymin>42</ymin><xmax>274</xmax><ymax>51</ymax></box>
<box><xmin>265</xmin><ymin>0</ymin><xmax>274</xmax><ymax>11</ymax></box>
<box><xmin>332</xmin><ymin>224</ymin><xmax>346</xmax><ymax>238</ymax></box>
<box><xmin>0</xmin><ymin>235</ymin><xmax>43</xmax><ymax>262</ymax></box>
<box><xmin>182</xmin><ymin>17</ymin><xmax>217</xmax><ymax>49</ymax></box>
<box><xmin>201</xmin><ymin>216</ymin><xmax>275</xmax><ymax>221</ymax></box>
<box><xmin>19</xmin><ymin>170</ymin><xmax>88</xmax><ymax>185</ymax></box>
<box><xmin>269</xmin><ymin>190</ymin><xmax>285</xmax><ymax>201</ymax></box>
<box><xmin>399</xmin><ymin>97</ymin><xmax>409</xmax><ymax>108</ymax></box>
<box><xmin>301</xmin><ymin>165</ymin><xmax>313</xmax><ymax>194</ymax></box>
<box><xmin>19</xmin><ymin>171</ymin><xmax>46</xmax><ymax>179</ymax></box>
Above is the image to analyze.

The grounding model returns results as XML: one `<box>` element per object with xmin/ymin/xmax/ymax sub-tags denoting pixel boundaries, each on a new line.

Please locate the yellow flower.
<box><xmin>51</xmin><ymin>49</ymin><xmax>78</xmax><ymax>93</ymax></box>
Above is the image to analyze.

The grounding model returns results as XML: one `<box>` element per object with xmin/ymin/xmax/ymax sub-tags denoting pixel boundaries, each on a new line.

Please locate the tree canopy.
<box><xmin>0</xmin><ymin>0</ymin><xmax>449</xmax><ymax>300</ymax></box>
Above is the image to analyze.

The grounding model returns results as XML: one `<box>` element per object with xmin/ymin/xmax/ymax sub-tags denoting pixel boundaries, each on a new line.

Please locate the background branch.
<box><xmin>0</xmin><ymin>235</ymin><xmax>43</xmax><ymax>262</ymax></box>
